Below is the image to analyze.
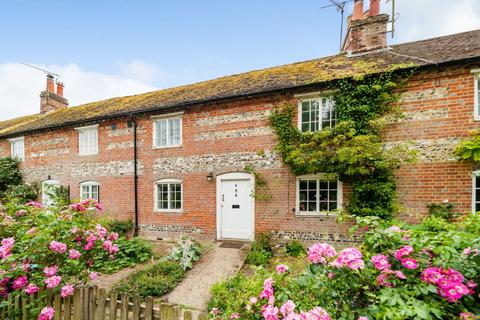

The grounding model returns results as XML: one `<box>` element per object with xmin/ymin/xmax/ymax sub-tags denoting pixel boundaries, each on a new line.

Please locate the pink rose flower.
<box><xmin>261</xmin><ymin>304</ymin><xmax>279</xmax><ymax>320</ymax></box>
<box><xmin>336</xmin><ymin>247</ymin><xmax>364</xmax><ymax>270</ymax></box>
<box><xmin>68</xmin><ymin>249</ymin><xmax>81</xmax><ymax>259</ymax></box>
<box><xmin>401</xmin><ymin>258</ymin><xmax>418</xmax><ymax>269</ymax></box>
<box><xmin>44</xmin><ymin>266</ymin><xmax>58</xmax><ymax>277</ymax></box>
<box><xmin>249</xmin><ymin>296</ymin><xmax>258</xmax><ymax>304</ymax></box>
<box><xmin>308</xmin><ymin>243</ymin><xmax>337</xmax><ymax>264</ymax></box>
<box><xmin>108</xmin><ymin>232</ymin><xmax>119</xmax><ymax>241</ymax></box>
<box><xmin>358</xmin><ymin>317</ymin><xmax>369</xmax><ymax>320</ymax></box>
<box><xmin>61</xmin><ymin>284</ymin><xmax>75</xmax><ymax>297</ymax></box>
<box><xmin>301</xmin><ymin>307</ymin><xmax>330</xmax><ymax>320</ymax></box>
<box><xmin>38</xmin><ymin>306</ymin><xmax>55</xmax><ymax>320</ymax></box>
<box><xmin>229</xmin><ymin>313</ymin><xmax>240</xmax><ymax>320</ymax></box>
<box><xmin>44</xmin><ymin>276</ymin><xmax>61</xmax><ymax>289</ymax></box>
<box><xmin>49</xmin><ymin>241</ymin><xmax>67</xmax><ymax>254</ymax></box>
<box><xmin>96</xmin><ymin>224</ymin><xmax>107</xmax><ymax>238</ymax></box>
<box><xmin>89</xmin><ymin>272</ymin><xmax>98</xmax><ymax>281</ymax></box>
<box><xmin>275</xmin><ymin>264</ymin><xmax>289</xmax><ymax>274</ymax></box>
<box><xmin>280</xmin><ymin>300</ymin><xmax>296</xmax><ymax>317</ymax></box>
<box><xmin>25</xmin><ymin>283</ymin><xmax>39</xmax><ymax>295</ymax></box>
<box><xmin>371</xmin><ymin>254</ymin><xmax>391</xmax><ymax>271</ymax></box>
<box><xmin>84</xmin><ymin>241</ymin><xmax>94</xmax><ymax>251</ymax></box>
<box><xmin>394</xmin><ymin>245</ymin><xmax>413</xmax><ymax>260</ymax></box>
<box><xmin>12</xmin><ymin>276</ymin><xmax>28</xmax><ymax>290</ymax></box>
<box><xmin>259</xmin><ymin>277</ymin><xmax>274</xmax><ymax>299</ymax></box>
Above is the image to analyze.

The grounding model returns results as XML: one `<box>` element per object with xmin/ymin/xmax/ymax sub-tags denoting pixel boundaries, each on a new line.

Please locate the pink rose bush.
<box><xmin>210</xmin><ymin>213</ymin><xmax>480</xmax><ymax>320</ymax></box>
<box><xmin>0</xmin><ymin>198</ymin><xmax>130</xmax><ymax>318</ymax></box>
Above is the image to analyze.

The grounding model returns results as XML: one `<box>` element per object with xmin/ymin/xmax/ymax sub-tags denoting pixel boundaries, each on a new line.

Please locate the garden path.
<box><xmin>164</xmin><ymin>241</ymin><xmax>248</xmax><ymax>310</ymax></box>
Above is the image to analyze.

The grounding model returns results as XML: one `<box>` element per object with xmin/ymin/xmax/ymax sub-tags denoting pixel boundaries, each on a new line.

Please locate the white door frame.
<box><xmin>216</xmin><ymin>172</ymin><xmax>255</xmax><ymax>241</ymax></box>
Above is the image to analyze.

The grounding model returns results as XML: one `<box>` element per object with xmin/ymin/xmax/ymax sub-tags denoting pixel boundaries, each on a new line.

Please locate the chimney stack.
<box><xmin>342</xmin><ymin>0</ymin><xmax>389</xmax><ymax>54</ymax></box>
<box><xmin>369</xmin><ymin>0</ymin><xmax>380</xmax><ymax>16</ymax></box>
<box><xmin>40</xmin><ymin>75</ymin><xmax>68</xmax><ymax>114</ymax></box>
<box><xmin>352</xmin><ymin>0</ymin><xmax>363</xmax><ymax>20</ymax></box>
<box><xmin>56</xmin><ymin>82</ymin><xmax>64</xmax><ymax>97</ymax></box>
<box><xmin>46</xmin><ymin>74</ymin><xmax>55</xmax><ymax>92</ymax></box>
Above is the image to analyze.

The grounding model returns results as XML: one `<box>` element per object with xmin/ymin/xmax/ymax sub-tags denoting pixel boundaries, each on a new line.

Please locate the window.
<box><xmin>473</xmin><ymin>172</ymin><xmax>480</xmax><ymax>213</ymax></box>
<box><xmin>154</xmin><ymin>179</ymin><xmax>182</xmax><ymax>212</ymax></box>
<box><xmin>77</xmin><ymin>125</ymin><xmax>98</xmax><ymax>155</ymax></box>
<box><xmin>153</xmin><ymin>114</ymin><xmax>182</xmax><ymax>148</ymax></box>
<box><xmin>9</xmin><ymin>137</ymin><xmax>25</xmax><ymax>161</ymax></box>
<box><xmin>80</xmin><ymin>181</ymin><xmax>100</xmax><ymax>201</ymax></box>
<box><xmin>296</xmin><ymin>175</ymin><xmax>342</xmax><ymax>215</ymax></box>
<box><xmin>42</xmin><ymin>180</ymin><xmax>60</xmax><ymax>206</ymax></box>
<box><xmin>299</xmin><ymin>97</ymin><xmax>336</xmax><ymax>132</ymax></box>
<box><xmin>474</xmin><ymin>71</ymin><xmax>480</xmax><ymax>120</ymax></box>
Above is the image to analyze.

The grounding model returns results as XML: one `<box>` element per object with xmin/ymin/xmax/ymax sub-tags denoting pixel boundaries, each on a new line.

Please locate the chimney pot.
<box><xmin>369</xmin><ymin>0</ymin><xmax>380</xmax><ymax>16</ymax></box>
<box><xmin>56</xmin><ymin>82</ymin><xmax>64</xmax><ymax>97</ymax></box>
<box><xmin>46</xmin><ymin>75</ymin><xmax>55</xmax><ymax>92</ymax></box>
<box><xmin>353</xmin><ymin>0</ymin><xmax>364</xmax><ymax>20</ymax></box>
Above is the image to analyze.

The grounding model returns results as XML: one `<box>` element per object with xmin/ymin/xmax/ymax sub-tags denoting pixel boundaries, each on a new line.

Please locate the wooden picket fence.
<box><xmin>0</xmin><ymin>285</ymin><xmax>208</xmax><ymax>320</ymax></box>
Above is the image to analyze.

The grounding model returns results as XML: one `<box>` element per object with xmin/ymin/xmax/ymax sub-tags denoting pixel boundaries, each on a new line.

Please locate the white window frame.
<box><xmin>76</xmin><ymin>125</ymin><xmax>99</xmax><ymax>156</ymax></box>
<box><xmin>295</xmin><ymin>174</ymin><xmax>342</xmax><ymax>216</ymax></box>
<box><xmin>9</xmin><ymin>137</ymin><xmax>25</xmax><ymax>161</ymax></box>
<box><xmin>472</xmin><ymin>69</ymin><xmax>480</xmax><ymax>121</ymax></box>
<box><xmin>79</xmin><ymin>181</ymin><xmax>100</xmax><ymax>201</ymax></box>
<box><xmin>472</xmin><ymin>171</ymin><xmax>480</xmax><ymax>213</ymax></box>
<box><xmin>42</xmin><ymin>180</ymin><xmax>60</xmax><ymax>206</ymax></box>
<box><xmin>152</xmin><ymin>113</ymin><xmax>183</xmax><ymax>149</ymax></box>
<box><xmin>154</xmin><ymin>178</ymin><xmax>183</xmax><ymax>213</ymax></box>
<box><xmin>297</xmin><ymin>95</ymin><xmax>336</xmax><ymax>132</ymax></box>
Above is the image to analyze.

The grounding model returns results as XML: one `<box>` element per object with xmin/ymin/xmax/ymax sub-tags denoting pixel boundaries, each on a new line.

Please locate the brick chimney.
<box><xmin>40</xmin><ymin>74</ymin><xmax>68</xmax><ymax>114</ymax></box>
<box><xmin>342</xmin><ymin>0</ymin><xmax>389</xmax><ymax>54</ymax></box>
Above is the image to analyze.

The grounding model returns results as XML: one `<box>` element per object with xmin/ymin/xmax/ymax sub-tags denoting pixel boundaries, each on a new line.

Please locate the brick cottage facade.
<box><xmin>1</xmin><ymin>0</ymin><xmax>480</xmax><ymax>243</ymax></box>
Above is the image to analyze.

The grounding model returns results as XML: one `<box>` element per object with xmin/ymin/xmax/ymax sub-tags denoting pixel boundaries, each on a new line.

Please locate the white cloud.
<box><xmin>381</xmin><ymin>0</ymin><xmax>480</xmax><ymax>43</ymax></box>
<box><xmin>0</xmin><ymin>62</ymin><xmax>157</xmax><ymax>121</ymax></box>
<box><xmin>120</xmin><ymin>60</ymin><xmax>164</xmax><ymax>83</ymax></box>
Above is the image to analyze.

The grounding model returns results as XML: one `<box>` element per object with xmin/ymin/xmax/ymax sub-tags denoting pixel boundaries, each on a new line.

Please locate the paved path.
<box><xmin>164</xmin><ymin>242</ymin><xmax>247</xmax><ymax>310</ymax></box>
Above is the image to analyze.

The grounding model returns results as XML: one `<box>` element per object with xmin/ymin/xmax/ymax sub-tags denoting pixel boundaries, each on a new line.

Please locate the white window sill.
<box><xmin>152</xmin><ymin>144</ymin><xmax>182</xmax><ymax>150</ymax></box>
<box><xmin>295</xmin><ymin>212</ymin><xmax>337</xmax><ymax>218</ymax></box>
<box><xmin>474</xmin><ymin>115</ymin><xmax>480</xmax><ymax>122</ymax></box>
<box><xmin>78</xmin><ymin>152</ymin><xmax>99</xmax><ymax>156</ymax></box>
<box><xmin>154</xmin><ymin>209</ymin><xmax>183</xmax><ymax>213</ymax></box>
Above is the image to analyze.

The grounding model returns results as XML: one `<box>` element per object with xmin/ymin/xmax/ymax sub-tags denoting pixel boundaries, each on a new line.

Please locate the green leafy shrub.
<box><xmin>454</xmin><ymin>132</ymin><xmax>480</xmax><ymax>162</ymax></box>
<box><xmin>107</xmin><ymin>219</ymin><xmax>135</xmax><ymax>237</ymax></box>
<box><xmin>0</xmin><ymin>157</ymin><xmax>22</xmax><ymax>194</ymax></box>
<box><xmin>167</xmin><ymin>237</ymin><xmax>202</xmax><ymax>270</ymax></box>
<box><xmin>210</xmin><ymin>213</ymin><xmax>480</xmax><ymax>319</ymax></box>
<box><xmin>284</xmin><ymin>240</ymin><xmax>306</xmax><ymax>257</ymax></box>
<box><xmin>3</xmin><ymin>183</ymin><xmax>39</xmax><ymax>204</ymax></box>
<box><xmin>93</xmin><ymin>237</ymin><xmax>152</xmax><ymax>274</ymax></box>
<box><xmin>246</xmin><ymin>234</ymin><xmax>273</xmax><ymax>266</ymax></box>
<box><xmin>427</xmin><ymin>201</ymin><xmax>456</xmax><ymax>220</ymax></box>
<box><xmin>113</xmin><ymin>260</ymin><xmax>185</xmax><ymax>298</ymax></box>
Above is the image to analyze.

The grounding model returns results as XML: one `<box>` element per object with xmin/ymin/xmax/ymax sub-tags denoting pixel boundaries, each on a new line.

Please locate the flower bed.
<box><xmin>209</xmin><ymin>213</ymin><xmax>480</xmax><ymax>320</ymax></box>
<box><xmin>0</xmin><ymin>199</ymin><xmax>151</xmax><ymax>319</ymax></box>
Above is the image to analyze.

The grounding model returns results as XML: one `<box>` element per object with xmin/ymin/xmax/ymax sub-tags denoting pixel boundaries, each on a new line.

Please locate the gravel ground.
<box><xmin>164</xmin><ymin>242</ymin><xmax>248</xmax><ymax>310</ymax></box>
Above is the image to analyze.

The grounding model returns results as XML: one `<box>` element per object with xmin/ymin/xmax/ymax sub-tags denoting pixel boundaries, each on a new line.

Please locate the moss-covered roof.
<box><xmin>0</xmin><ymin>114</ymin><xmax>41</xmax><ymax>137</ymax></box>
<box><xmin>2</xmin><ymin>29</ymin><xmax>480</xmax><ymax>138</ymax></box>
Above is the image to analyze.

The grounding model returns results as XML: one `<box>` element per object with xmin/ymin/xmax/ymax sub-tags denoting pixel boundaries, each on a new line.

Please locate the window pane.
<box><xmin>156</xmin><ymin>120</ymin><xmax>167</xmax><ymax>147</ymax></box>
<box><xmin>169</xmin><ymin>118</ymin><xmax>181</xmax><ymax>146</ymax></box>
<box><xmin>329</xmin><ymin>201</ymin><xmax>338</xmax><ymax>211</ymax></box>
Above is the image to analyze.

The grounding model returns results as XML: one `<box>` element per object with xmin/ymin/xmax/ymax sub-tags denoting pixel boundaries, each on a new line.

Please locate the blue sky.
<box><xmin>1</xmin><ymin>0</ymin><xmax>480</xmax><ymax>120</ymax></box>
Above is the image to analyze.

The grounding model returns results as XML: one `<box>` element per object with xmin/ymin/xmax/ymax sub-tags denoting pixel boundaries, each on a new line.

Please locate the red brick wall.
<box><xmin>1</xmin><ymin>62</ymin><xmax>479</xmax><ymax>241</ymax></box>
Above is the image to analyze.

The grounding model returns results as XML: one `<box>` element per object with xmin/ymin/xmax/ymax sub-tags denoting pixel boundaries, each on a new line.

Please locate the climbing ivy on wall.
<box><xmin>270</xmin><ymin>68</ymin><xmax>416</xmax><ymax>219</ymax></box>
<box><xmin>454</xmin><ymin>130</ymin><xmax>480</xmax><ymax>162</ymax></box>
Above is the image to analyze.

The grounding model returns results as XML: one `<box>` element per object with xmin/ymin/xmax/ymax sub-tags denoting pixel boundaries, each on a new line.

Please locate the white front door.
<box><xmin>217</xmin><ymin>173</ymin><xmax>254</xmax><ymax>240</ymax></box>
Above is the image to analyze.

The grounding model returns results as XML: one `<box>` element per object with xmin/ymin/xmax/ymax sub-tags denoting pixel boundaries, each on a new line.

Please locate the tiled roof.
<box><xmin>0</xmin><ymin>114</ymin><xmax>41</xmax><ymax>137</ymax></box>
<box><xmin>1</xmin><ymin>29</ymin><xmax>480</xmax><ymax>138</ymax></box>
